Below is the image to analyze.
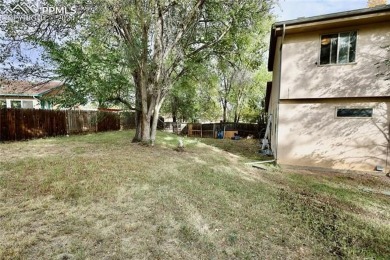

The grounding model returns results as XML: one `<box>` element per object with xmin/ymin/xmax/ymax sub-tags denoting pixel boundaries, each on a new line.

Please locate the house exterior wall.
<box><xmin>2</xmin><ymin>98</ymin><xmax>41</xmax><ymax>109</ymax></box>
<box><xmin>277</xmin><ymin>100</ymin><xmax>389</xmax><ymax>171</ymax></box>
<box><xmin>280</xmin><ymin>21</ymin><xmax>390</xmax><ymax>99</ymax></box>
<box><xmin>269</xmin><ymin>15</ymin><xmax>390</xmax><ymax>171</ymax></box>
<box><xmin>0</xmin><ymin>96</ymin><xmax>100</xmax><ymax>111</ymax></box>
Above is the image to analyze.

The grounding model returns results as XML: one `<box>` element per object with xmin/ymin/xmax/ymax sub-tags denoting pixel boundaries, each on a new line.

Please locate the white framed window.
<box><xmin>336</xmin><ymin>108</ymin><xmax>373</xmax><ymax>118</ymax></box>
<box><xmin>320</xmin><ymin>31</ymin><xmax>357</xmax><ymax>65</ymax></box>
<box><xmin>10</xmin><ymin>100</ymin><xmax>34</xmax><ymax>109</ymax></box>
<box><xmin>22</xmin><ymin>100</ymin><xmax>34</xmax><ymax>109</ymax></box>
<box><xmin>0</xmin><ymin>100</ymin><xmax>6</xmax><ymax>109</ymax></box>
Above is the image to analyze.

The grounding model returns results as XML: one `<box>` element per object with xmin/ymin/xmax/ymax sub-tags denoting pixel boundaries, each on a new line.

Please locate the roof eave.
<box><xmin>274</xmin><ymin>4</ymin><xmax>390</xmax><ymax>27</ymax></box>
<box><xmin>38</xmin><ymin>84</ymin><xmax>64</xmax><ymax>96</ymax></box>
<box><xmin>267</xmin><ymin>27</ymin><xmax>276</xmax><ymax>72</ymax></box>
<box><xmin>0</xmin><ymin>93</ymin><xmax>38</xmax><ymax>98</ymax></box>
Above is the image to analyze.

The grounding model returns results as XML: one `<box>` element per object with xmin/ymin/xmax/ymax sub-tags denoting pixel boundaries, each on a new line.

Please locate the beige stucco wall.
<box><xmin>277</xmin><ymin>101</ymin><xmax>389</xmax><ymax>171</ymax></box>
<box><xmin>280</xmin><ymin>21</ymin><xmax>390</xmax><ymax>99</ymax></box>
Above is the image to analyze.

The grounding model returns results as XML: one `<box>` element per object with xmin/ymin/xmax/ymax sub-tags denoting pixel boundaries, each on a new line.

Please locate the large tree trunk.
<box><xmin>150</xmin><ymin>95</ymin><xmax>164</xmax><ymax>146</ymax></box>
<box><xmin>133</xmin><ymin>110</ymin><xmax>142</xmax><ymax>142</ymax></box>
<box><xmin>132</xmin><ymin>66</ymin><xmax>152</xmax><ymax>144</ymax></box>
<box><xmin>234</xmin><ymin>111</ymin><xmax>239</xmax><ymax>124</ymax></box>
<box><xmin>233</xmin><ymin>101</ymin><xmax>241</xmax><ymax>123</ymax></box>
<box><xmin>132</xmin><ymin>80</ymin><xmax>142</xmax><ymax>142</ymax></box>
<box><xmin>172</xmin><ymin>96</ymin><xmax>178</xmax><ymax>123</ymax></box>
<box><xmin>233</xmin><ymin>90</ymin><xmax>244</xmax><ymax>124</ymax></box>
<box><xmin>141</xmin><ymin>115</ymin><xmax>151</xmax><ymax>143</ymax></box>
<box><xmin>132</xmin><ymin>70</ymin><xmax>143</xmax><ymax>142</ymax></box>
<box><xmin>222</xmin><ymin>99</ymin><xmax>228</xmax><ymax>122</ymax></box>
<box><xmin>139</xmin><ymin>21</ymin><xmax>152</xmax><ymax>144</ymax></box>
<box><xmin>140</xmin><ymin>86</ymin><xmax>151</xmax><ymax>143</ymax></box>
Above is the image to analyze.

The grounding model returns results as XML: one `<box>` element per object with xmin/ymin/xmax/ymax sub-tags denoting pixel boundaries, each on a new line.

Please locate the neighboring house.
<box><xmin>0</xmin><ymin>79</ymin><xmax>63</xmax><ymax>109</ymax></box>
<box><xmin>265</xmin><ymin>4</ymin><xmax>390</xmax><ymax>171</ymax></box>
<box><xmin>0</xmin><ymin>79</ymin><xmax>124</xmax><ymax>112</ymax></box>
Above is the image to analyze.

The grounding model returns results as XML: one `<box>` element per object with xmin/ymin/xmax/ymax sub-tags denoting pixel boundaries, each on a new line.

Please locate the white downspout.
<box><xmin>386</xmin><ymin>121</ymin><xmax>390</xmax><ymax>175</ymax></box>
<box><xmin>275</xmin><ymin>24</ymin><xmax>286</xmax><ymax>162</ymax></box>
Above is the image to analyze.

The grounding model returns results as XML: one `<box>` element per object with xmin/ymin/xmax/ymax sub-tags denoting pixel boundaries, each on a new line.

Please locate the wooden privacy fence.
<box><xmin>66</xmin><ymin>110</ymin><xmax>120</xmax><ymax>134</ymax></box>
<box><xmin>186</xmin><ymin>122</ymin><xmax>265</xmax><ymax>139</ymax></box>
<box><xmin>120</xmin><ymin>112</ymin><xmax>164</xmax><ymax>131</ymax></box>
<box><xmin>0</xmin><ymin>109</ymin><xmax>67</xmax><ymax>141</ymax></box>
<box><xmin>120</xmin><ymin>111</ymin><xmax>137</xmax><ymax>130</ymax></box>
<box><xmin>163</xmin><ymin>122</ymin><xmax>187</xmax><ymax>134</ymax></box>
<box><xmin>0</xmin><ymin>109</ymin><xmax>120</xmax><ymax>142</ymax></box>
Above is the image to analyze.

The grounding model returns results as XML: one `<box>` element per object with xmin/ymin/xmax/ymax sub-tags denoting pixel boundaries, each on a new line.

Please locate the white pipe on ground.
<box><xmin>245</xmin><ymin>160</ymin><xmax>276</xmax><ymax>165</ymax></box>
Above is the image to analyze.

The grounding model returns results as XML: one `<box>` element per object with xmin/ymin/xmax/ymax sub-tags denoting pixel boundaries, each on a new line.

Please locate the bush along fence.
<box><xmin>0</xmin><ymin>109</ymin><xmax>121</xmax><ymax>142</ymax></box>
<box><xmin>184</xmin><ymin>122</ymin><xmax>266</xmax><ymax>139</ymax></box>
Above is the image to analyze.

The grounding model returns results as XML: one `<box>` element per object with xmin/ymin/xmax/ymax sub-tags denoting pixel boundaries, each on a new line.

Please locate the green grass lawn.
<box><xmin>0</xmin><ymin>131</ymin><xmax>389</xmax><ymax>259</ymax></box>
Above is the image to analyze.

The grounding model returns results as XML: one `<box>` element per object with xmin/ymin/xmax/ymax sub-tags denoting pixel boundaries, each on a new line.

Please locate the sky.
<box><xmin>273</xmin><ymin>0</ymin><xmax>371</xmax><ymax>21</ymax></box>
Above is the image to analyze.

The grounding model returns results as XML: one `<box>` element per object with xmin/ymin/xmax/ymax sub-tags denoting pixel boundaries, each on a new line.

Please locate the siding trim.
<box><xmin>280</xmin><ymin>97</ymin><xmax>390</xmax><ymax>104</ymax></box>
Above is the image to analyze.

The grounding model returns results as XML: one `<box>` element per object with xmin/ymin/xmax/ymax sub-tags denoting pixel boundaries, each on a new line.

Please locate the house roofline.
<box><xmin>0</xmin><ymin>80</ymin><xmax>64</xmax><ymax>97</ymax></box>
<box><xmin>274</xmin><ymin>4</ymin><xmax>390</xmax><ymax>27</ymax></box>
<box><xmin>268</xmin><ymin>5</ymin><xmax>390</xmax><ymax>72</ymax></box>
<box><xmin>36</xmin><ymin>82</ymin><xmax>64</xmax><ymax>96</ymax></box>
<box><xmin>0</xmin><ymin>94</ymin><xmax>39</xmax><ymax>98</ymax></box>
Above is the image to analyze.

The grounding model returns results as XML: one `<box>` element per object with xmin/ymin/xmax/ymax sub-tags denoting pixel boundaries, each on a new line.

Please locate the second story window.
<box><xmin>320</xmin><ymin>31</ymin><xmax>357</xmax><ymax>65</ymax></box>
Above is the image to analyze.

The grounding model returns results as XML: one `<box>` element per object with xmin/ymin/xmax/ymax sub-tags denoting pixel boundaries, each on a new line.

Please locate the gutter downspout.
<box><xmin>386</xmin><ymin>138</ymin><xmax>389</xmax><ymax>175</ymax></box>
<box><xmin>275</xmin><ymin>24</ymin><xmax>286</xmax><ymax>162</ymax></box>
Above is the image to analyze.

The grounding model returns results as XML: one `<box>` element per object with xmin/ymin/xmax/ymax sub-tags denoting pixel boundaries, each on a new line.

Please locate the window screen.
<box><xmin>320</xmin><ymin>32</ymin><xmax>357</xmax><ymax>65</ymax></box>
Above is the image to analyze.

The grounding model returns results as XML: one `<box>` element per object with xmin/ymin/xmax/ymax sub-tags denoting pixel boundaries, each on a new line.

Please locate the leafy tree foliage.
<box><xmin>1</xmin><ymin>0</ymin><xmax>276</xmax><ymax>144</ymax></box>
<box><xmin>211</xmin><ymin>13</ymin><xmax>273</xmax><ymax>123</ymax></box>
<box><xmin>162</xmin><ymin>61</ymin><xmax>220</xmax><ymax>122</ymax></box>
<box><xmin>39</xmin><ymin>40</ymin><xmax>134</xmax><ymax>109</ymax></box>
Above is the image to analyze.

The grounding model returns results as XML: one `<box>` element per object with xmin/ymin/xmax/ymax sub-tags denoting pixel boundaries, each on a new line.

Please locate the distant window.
<box><xmin>22</xmin><ymin>100</ymin><xmax>34</xmax><ymax>109</ymax></box>
<box><xmin>11</xmin><ymin>101</ymin><xmax>21</xmax><ymax>109</ymax></box>
<box><xmin>336</xmin><ymin>108</ymin><xmax>373</xmax><ymax>118</ymax></box>
<box><xmin>0</xmin><ymin>100</ymin><xmax>5</xmax><ymax>109</ymax></box>
<box><xmin>320</xmin><ymin>32</ymin><xmax>357</xmax><ymax>65</ymax></box>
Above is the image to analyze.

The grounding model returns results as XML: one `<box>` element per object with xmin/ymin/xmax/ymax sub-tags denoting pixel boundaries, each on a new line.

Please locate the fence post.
<box><xmin>13</xmin><ymin>109</ymin><xmax>16</xmax><ymax>141</ymax></box>
<box><xmin>96</xmin><ymin>111</ymin><xmax>98</xmax><ymax>132</ymax></box>
<box><xmin>66</xmin><ymin>110</ymin><xmax>69</xmax><ymax>135</ymax></box>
